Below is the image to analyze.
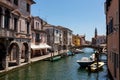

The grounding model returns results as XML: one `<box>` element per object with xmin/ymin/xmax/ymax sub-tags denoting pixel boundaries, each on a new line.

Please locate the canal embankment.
<box><xmin>0</xmin><ymin>51</ymin><xmax>67</xmax><ymax>75</ymax></box>
<box><xmin>0</xmin><ymin>48</ymin><xmax>111</xmax><ymax>80</ymax></box>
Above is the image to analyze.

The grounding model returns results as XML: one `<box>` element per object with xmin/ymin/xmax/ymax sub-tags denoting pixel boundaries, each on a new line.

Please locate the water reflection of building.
<box><xmin>31</xmin><ymin>16</ymin><xmax>51</xmax><ymax>58</ymax></box>
<box><xmin>105</xmin><ymin>0</ymin><xmax>119</xmax><ymax>80</ymax></box>
<box><xmin>0</xmin><ymin>0</ymin><xmax>35</xmax><ymax>70</ymax></box>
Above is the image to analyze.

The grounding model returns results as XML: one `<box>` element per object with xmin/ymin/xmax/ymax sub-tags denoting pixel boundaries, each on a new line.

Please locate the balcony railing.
<box><xmin>0</xmin><ymin>28</ymin><xmax>15</xmax><ymax>37</ymax></box>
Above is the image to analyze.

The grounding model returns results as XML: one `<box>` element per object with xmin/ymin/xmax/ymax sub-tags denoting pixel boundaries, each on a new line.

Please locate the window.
<box><xmin>0</xmin><ymin>7</ymin><xmax>2</xmax><ymax>28</ymax></box>
<box><xmin>35</xmin><ymin>33</ymin><xmax>40</xmax><ymax>42</ymax></box>
<box><xmin>38</xmin><ymin>23</ymin><xmax>39</xmax><ymax>29</ymax></box>
<box><xmin>14</xmin><ymin>18</ymin><xmax>18</xmax><ymax>31</ymax></box>
<box><xmin>4</xmin><ymin>10</ymin><xmax>10</xmax><ymax>29</ymax></box>
<box><xmin>19</xmin><ymin>20</ymin><xmax>21</xmax><ymax>32</ymax></box>
<box><xmin>0</xmin><ymin>15</ymin><xmax>1</xmax><ymax>27</ymax></box>
<box><xmin>36</xmin><ymin>22</ymin><xmax>37</xmax><ymax>29</ymax></box>
<box><xmin>27</xmin><ymin>22</ymin><xmax>29</xmax><ymax>34</ymax></box>
<box><xmin>32</xmin><ymin>33</ymin><xmax>34</xmax><ymax>39</ymax></box>
<box><xmin>56</xmin><ymin>30</ymin><xmax>58</xmax><ymax>34</ymax></box>
<box><xmin>107</xmin><ymin>19</ymin><xmax>113</xmax><ymax>35</ymax></box>
<box><xmin>26</xmin><ymin>3</ymin><xmax>30</xmax><ymax>12</ymax></box>
<box><xmin>14</xmin><ymin>0</ymin><xmax>18</xmax><ymax>5</ymax></box>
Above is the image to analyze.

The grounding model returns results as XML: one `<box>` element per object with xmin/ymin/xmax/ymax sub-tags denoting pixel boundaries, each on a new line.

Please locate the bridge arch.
<box><xmin>71</xmin><ymin>45</ymin><xmax>103</xmax><ymax>52</ymax></box>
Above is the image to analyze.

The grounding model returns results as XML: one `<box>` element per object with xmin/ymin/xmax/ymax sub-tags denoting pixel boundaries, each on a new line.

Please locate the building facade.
<box><xmin>43</xmin><ymin>24</ymin><xmax>56</xmax><ymax>52</ymax></box>
<box><xmin>105</xmin><ymin>0</ymin><xmax>119</xmax><ymax>80</ymax></box>
<box><xmin>31</xmin><ymin>16</ymin><xmax>51</xmax><ymax>58</ymax></box>
<box><xmin>95</xmin><ymin>35</ymin><xmax>106</xmax><ymax>46</ymax></box>
<box><xmin>0</xmin><ymin>0</ymin><xmax>35</xmax><ymax>70</ymax></box>
<box><xmin>56</xmin><ymin>26</ymin><xmax>64</xmax><ymax>53</ymax></box>
<box><xmin>62</xmin><ymin>28</ymin><xmax>72</xmax><ymax>50</ymax></box>
<box><xmin>43</xmin><ymin>24</ymin><xmax>73</xmax><ymax>54</ymax></box>
<box><xmin>72</xmin><ymin>34</ymin><xmax>81</xmax><ymax>46</ymax></box>
<box><xmin>92</xmin><ymin>28</ymin><xmax>106</xmax><ymax>46</ymax></box>
<box><xmin>79</xmin><ymin>35</ymin><xmax>86</xmax><ymax>45</ymax></box>
<box><xmin>67</xmin><ymin>28</ymin><xmax>72</xmax><ymax>49</ymax></box>
<box><xmin>72</xmin><ymin>34</ymin><xmax>86</xmax><ymax>47</ymax></box>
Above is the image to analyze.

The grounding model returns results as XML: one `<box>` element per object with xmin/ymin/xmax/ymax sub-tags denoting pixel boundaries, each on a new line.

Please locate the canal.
<box><xmin>0</xmin><ymin>48</ymin><xmax>111</xmax><ymax>80</ymax></box>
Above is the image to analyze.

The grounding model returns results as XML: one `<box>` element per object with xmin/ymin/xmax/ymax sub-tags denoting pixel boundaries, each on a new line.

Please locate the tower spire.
<box><xmin>95</xmin><ymin>27</ymin><xmax>97</xmax><ymax>38</ymax></box>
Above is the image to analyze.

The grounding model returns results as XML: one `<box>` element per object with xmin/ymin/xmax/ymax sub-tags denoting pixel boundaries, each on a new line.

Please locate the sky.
<box><xmin>31</xmin><ymin>0</ymin><xmax>106</xmax><ymax>41</ymax></box>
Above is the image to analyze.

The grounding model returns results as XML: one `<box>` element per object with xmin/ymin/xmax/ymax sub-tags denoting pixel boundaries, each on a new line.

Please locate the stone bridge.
<box><xmin>71</xmin><ymin>44</ymin><xmax>103</xmax><ymax>52</ymax></box>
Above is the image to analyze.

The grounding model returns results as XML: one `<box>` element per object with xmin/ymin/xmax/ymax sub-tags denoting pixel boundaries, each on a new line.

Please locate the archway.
<box><xmin>8</xmin><ymin>42</ymin><xmax>19</xmax><ymax>66</ymax></box>
<box><xmin>21</xmin><ymin>43</ymin><xmax>29</xmax><ymax>62</ymax></box>
<box><xmin>0</xmin><ymin>43</ymin><xmax>6</xmax><ymax>70</ymax></box>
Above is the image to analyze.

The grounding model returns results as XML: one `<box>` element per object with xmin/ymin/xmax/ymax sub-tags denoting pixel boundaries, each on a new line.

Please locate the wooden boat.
<box><xmin>77</xmin><ymin>57</ymin><xmax>94</xmax><ymax>67</ymax></box>
<box><xmin>89</xmin><ymin>62</ymin><xmax>104</xmax><ymax>72</ymax></box>
<box><xmin>44</xmin><ymin>55</ymin><xmax>61</xmax><ymax>61</ymax></box>
<box><xmin>50</xmin><ymin>56</ymin><xmax>61</xmax><ymax>61</ymax></box>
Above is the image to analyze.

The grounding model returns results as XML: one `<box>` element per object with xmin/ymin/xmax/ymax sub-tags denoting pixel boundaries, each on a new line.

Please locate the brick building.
<box><xmin>105</xmin><ymin>0</ymin><xmax>119</xmax><ymax>80</ymax></box>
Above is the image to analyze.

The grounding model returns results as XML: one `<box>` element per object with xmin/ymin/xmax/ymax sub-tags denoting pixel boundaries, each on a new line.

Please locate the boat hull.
<box><xmin>77</xmin><ymin>61</ymin><xmax>94</xmax><ymax>67</ymax></box>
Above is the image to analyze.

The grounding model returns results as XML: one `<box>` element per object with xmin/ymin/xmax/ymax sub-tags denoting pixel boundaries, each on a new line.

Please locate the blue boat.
<box><xmin>67</xmin><ymin>51</ymin><xmax>74</xmax><ymax>56</ymax></box>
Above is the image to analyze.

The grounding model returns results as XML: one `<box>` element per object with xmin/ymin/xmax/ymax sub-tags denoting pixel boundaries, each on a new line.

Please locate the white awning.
<box><xmin>31</xmin><ymin>43</ymin><xmax>51</xmax><ymax>50</ymax></box>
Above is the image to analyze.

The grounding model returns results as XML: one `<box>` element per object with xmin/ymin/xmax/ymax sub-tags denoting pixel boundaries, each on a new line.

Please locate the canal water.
<box><xmin>0</xmin><ymin>48</ymin><xmax>111</xmax><ymax>80</ymax></box>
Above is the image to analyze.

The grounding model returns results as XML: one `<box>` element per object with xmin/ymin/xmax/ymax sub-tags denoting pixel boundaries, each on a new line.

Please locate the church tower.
<box><xmin>95</xmin><ymin>28</ymin><xmax>97</xmax><ymax>38</ymax></box>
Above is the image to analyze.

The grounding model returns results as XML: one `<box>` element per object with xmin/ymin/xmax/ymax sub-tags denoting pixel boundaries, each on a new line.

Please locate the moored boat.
<box><xmin>44</xmin><ymin>55</ymin><xmax>61</xmax><ymax>61</ymax></box>
<box><xmin>73</xmin><ymin>49</ymin><xmax>84</xmax><ymax>54</ymax></box>
<box><xmin>51</xmin><ymin>56</ymin><xmax>61</xmax><ymax>61</ymax></box>
<box><xmin>67</xmin><ymin>51</ymin><xmax>74</xmax><ymax>56</ymax></box>
<box><xmin>88</xmin><ymin>61</ymin><xmax>105</xmax><ymax>72</ymax></box>
<box><xmin>77</xmin><ymin>57</ymin><xmax>94</xmax><ymax>67</ymax></box>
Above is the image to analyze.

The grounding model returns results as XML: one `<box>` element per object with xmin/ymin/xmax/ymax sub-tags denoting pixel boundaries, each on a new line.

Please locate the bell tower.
<box><xmin>95</xmin><ymin>28</ymin><xmax>97</xmax><ymax>38</ymax></box>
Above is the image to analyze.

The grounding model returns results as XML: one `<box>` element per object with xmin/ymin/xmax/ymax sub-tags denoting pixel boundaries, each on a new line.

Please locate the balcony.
<box><xmin>0</xmin><ymin>28</ymin><xmax>15</xmax><ymax>38</ymax></box>
<box><xmin>16</xmin><ymin>32</ymin><xmax>31</xmax><ymax>39</ymax></box>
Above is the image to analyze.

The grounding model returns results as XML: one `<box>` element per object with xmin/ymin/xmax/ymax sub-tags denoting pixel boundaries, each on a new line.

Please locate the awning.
<box><xmin>31</xmin><ymin>43</ymin><xmax>51</xmax><ymax>50</ymax></box>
